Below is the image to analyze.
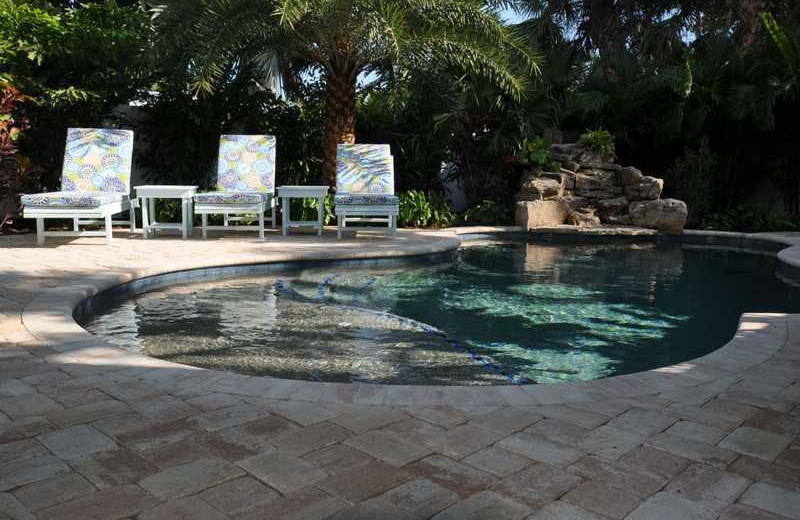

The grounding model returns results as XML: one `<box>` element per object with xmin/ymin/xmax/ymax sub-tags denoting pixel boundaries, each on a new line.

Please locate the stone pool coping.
<box><xmin>18</xmin><ymin>226</ymin><xmax>800</xmax><ymax>408</ymax></box>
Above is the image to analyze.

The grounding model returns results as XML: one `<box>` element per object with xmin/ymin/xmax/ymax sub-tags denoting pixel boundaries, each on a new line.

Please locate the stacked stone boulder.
<box><xmin>515</xmin><ymin>143</ymin><xmax>688</xmax><ymax>234</ymax></box>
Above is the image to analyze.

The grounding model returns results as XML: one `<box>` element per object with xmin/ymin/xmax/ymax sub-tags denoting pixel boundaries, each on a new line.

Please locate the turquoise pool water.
<box><xmin>80</xmin><ymin>240</ymin><xmax>800</xmax><ymax>385</ymax></box>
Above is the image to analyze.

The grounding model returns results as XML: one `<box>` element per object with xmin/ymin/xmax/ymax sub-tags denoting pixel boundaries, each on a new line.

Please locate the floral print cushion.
<box><xmin>61</xmin><ymin>128</ymin><xmax>134</xmax><ymax>193</ymax></box>
<box><xmin>333</xmin><ymin>194</ymin><xmax>399</xmax><ymax>205</ymax></box>
<box><xmin>217</xmin><ymin>135</ymin><xmax>276</xmax><ymax>192</ymax></box>
<box><xmin>193</xmin><ymin>192</ymin><xmax>270</xmax><ymax>204</ymax></box>
<box><xmin>336</xmin><ymin>144</ymin><xmax>394</xmax><ymax>195</ymax></box>
<box><xmin>21</xmin><ymin>191</ymin><xmax>128</xmax><ymax>207</ymax></box>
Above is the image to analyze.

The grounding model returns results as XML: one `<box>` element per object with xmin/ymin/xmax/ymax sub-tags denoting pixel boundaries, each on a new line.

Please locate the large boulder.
<box><xmin>517</xmin><ymin>176</ymin><xmax>562</xmax><ymax>201</ymax></box>
<box><xmin>576</xmin><ymin>187</ymin><xmax>624</xmax><ymax>200</ymax></box>
<box><xmin>618</xmin><ymin>166</ymin><xmax>643</xmax><ymax>186</ymax></box>
<box><xmin>575</xmin><ymin>170</ymin><xmax>617</xmax><ymax>192</ymax></box>
<box><xmin>556</xmin><ymin>195</ymin><xmax>589</xmax><ymax>211</ymax></box>
<box><xmin>542</xmin><ymin>171</ymin><xmax>575</xmax><ymax>191</ymax></box>
<box><xmin>515</xmin><ymin>200</ymin><xmax>570</xmax><ymax>229</ymax></box>
<box><xmin>562</xmin><ymin>161</ymin><xmax>580</xmax><ymax>173</ymax></box>
<box><xmin>596</xmin><ymin>196</ymin><xmax>629</xmax><ymax>216</ymax></box>
<box><xmin>629</xmin><ymin>199</ymin><xmax>688</xmax><ymax>234</ymax></box>
<box><xmin>602</xmin><ymin>214</ymin><xmax>633</xmax><ymax>226</ymax></box>
<box><xmin>567</xmin><ymin>208</ymin><xmax>601</xmax><ymax>227</ymax></box>
<box><xmin>624</xmin><ymin>176</ymin><xmax>663</xmax><ymax>200</ymax></box>
<box><xmin>550</xmin><ymin>143</ymin><xmax>578</xmax><ymax>163</ymax></box>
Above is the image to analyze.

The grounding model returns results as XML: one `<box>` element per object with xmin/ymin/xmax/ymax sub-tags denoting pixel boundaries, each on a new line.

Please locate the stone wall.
<box><xmin>515</xmin><ymin>143</ymin><xmax>688</xmax><ymax>234</ymax></box>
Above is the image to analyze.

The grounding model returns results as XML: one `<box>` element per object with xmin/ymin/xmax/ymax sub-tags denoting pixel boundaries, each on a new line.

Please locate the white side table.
<box><xmin>277</xmin><ymin>186</ymin><xmax>329</xmax><ymax>236</ymax></box>
<box><xmin>135</xmin><ymin>185</ymin><xmax>198</xmax><ymax>240</ymax></box>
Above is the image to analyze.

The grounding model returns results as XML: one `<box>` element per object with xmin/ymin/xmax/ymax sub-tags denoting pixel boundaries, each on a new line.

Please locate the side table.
<box><xmin>277</xmin><ymin>186</ymin><xmax>328</xmax><ymax>236</ymax></box>
<box><xmin>135</xmin><ymin>185</ymin><xmax>198</xmax><ymax>239</ymax></box>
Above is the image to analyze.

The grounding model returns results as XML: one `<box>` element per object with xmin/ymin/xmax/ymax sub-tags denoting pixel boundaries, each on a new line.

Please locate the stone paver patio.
<box><xmin>1</xmin><ymin>227</ymin><xmax>799</xmax><ymax>519</ymax></box>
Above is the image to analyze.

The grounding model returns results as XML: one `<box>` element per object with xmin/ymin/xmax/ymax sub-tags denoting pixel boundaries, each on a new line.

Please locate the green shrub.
<box><xmin>398</xmin><ymin>190</ymin><xmax>456</xmax><ymax>228</ymax></box>
<box><xmin>290</xmin><ymin>193</ymin><xmax>334</xmax><ymax>225</ymax></box>
<box><xmin>515</xmin><ymin>138</ymin><xmax>558</xmax><ymax>175</ymax></box>
<box><xmin>702</xmin><ymin>206</ymin><xmax>800</xmax><ymax>232</ymax></box>
<box><xmin>463</xmin><ymin>199</ymin><xmax>512</xmax><ymax>225</ymax></box>
<box><xmin>577</xmin><ymin>129</ymin><xmax>616</xmax><ymax>159</ymax></box>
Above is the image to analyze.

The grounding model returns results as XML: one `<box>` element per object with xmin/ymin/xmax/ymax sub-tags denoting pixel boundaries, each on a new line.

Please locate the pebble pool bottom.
<box><xmin>80</xmin><ymin>240</ymin><xmax>800</xmax><ymax>385</ymax></box>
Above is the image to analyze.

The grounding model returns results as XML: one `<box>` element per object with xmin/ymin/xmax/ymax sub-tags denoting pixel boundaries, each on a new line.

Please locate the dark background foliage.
<box><xmin>3</xmin><ymin>0</ymin><xmax>800</xmax><ymax>230</ymax></box>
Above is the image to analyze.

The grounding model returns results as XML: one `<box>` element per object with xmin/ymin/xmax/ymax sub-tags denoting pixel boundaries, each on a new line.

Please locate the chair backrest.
<box><xmin>217</xmin><ymin>134</ymin><xmax>276</xmax><ymax>192</ymax></box>
<box><xmin>336</xmin><ymin>144</ymin><xmax>394</xmax><ymax>195</ymax></box>
<box><xmin>61</xmin><ymin>128</ymin><xmax>134</xmax><ymax>193</ymax></box>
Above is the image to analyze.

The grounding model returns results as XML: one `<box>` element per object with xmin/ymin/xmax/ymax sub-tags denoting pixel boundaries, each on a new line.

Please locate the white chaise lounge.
<box><xmin>21</xmin><ymin>128</ymin><xmax>136</xmax><ymax>245</ymax></box>
<box><xmin>194</xmin><ymin>134</ymin><xmax>277</xmax><ymax>239</ymax></box>
<box><xmin>334</xmin><ymin>144</ymin><xmax>399</xmax><ymax>239</ymax></box>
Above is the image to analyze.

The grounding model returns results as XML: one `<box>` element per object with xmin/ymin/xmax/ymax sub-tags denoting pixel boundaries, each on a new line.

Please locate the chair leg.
<box><xmin>390</xmin><ymin>215</ymin><xmax>397</xmax><ymax>237</ymax></box>
<box><xmin>105</xmin><ymin>215</ymin><xmax>113</xmax><ymax>244</ymax></box>
<box><xmin>36</xmin><ymin>218</ymin><xmax>45</xmax><ymax>245</ymax></box>
<box><xmin>337</xmin><ymin>214</ymin><xmax>343</xmax><ymax>239</ymax></box>
<box><xmin>271</xmin><ymin>202</ymin><xmax>277</xmax><ymax>229</ymax></box>
<box><xmin>73</xmin><ymin>218</ymin><xmax>80</xmax><ymax>232</ymax></box>
<box><xmin>258</xmin><ymin>210</ymin><xmax>265</xmax><ymax>240</ymax></box>
<box><xmin>202</xmin><ymin>214</ymin><xmax>208</xmax><ymax>239</ymax></box>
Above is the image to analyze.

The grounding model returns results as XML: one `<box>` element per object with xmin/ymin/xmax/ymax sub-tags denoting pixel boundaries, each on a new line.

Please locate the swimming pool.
<box><xmin>79</xmin><ymin>239</ymin><xmax>800</xmax><ymax>385</ymax></box>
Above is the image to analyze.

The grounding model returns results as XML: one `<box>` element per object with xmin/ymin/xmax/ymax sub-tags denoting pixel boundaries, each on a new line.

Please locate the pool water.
<box><xmin>80</xmin><ymin>240</ymin><xmax>800</xmax><ymax>385</ymax></box>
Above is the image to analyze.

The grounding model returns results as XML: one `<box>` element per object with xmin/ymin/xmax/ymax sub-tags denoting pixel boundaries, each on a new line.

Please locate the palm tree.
<box><xmin>152</xmin><ymin>0</ymin><xmax>539</xmax><ymax>186</ymax></box>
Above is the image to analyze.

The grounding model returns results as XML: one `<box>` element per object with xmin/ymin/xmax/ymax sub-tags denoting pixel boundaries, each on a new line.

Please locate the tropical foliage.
<box><xmin>152</xmin><ymin>0</ymin><xmax>539</xmax><ymax>186</ymax></box>
<box><xmin>1</xmin><ymin>0</ymin><xmax>799</xmax><ymax>231</ymax></box>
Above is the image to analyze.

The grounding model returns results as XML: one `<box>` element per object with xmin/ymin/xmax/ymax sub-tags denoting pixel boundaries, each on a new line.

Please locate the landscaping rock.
<box><xmin>625</xmin><ymin>176</ymin><xmax>663</xmax><ymax>200</ymax></box>
<box><xmin>515</xmin><ymin>200</ymin><xmax>570</xmax><ymax>229</ymax></box>
<box><xmin>562</xmin><ymin>161</ymin><xmax>580</xmax><ymax>173</ymax></box>
<box><xmin>602</xmin><ymin>214</ymin><xmax>633</xmax><ymax>226</ymax></box>
<box><xmin>550</xmin><ymin>143</ymin><xmax>578</xmax><ymax>163</ymax></box>
<box><xmin>556</xmin><ymin>195</ymin><xmax>589</xmax><ymax>211</ymax></box>
<box><xmin>575</xmin><ymin>171</ymin><xmax>617</xmax><ymax>193</ymax></box>
<box><xmin>578</xmin><ymin>187</ymin><xmax>624</xmax><ymax>200</ymax></box>
<box><xmin>568</xmin><ymin>208</ymin><xmax>601</xmax><ymax>228</ymax></box>
<box><xmin>541</xmin><ymin>171</ymin><xmax>574</xmax><ymax>192</ymax></box>
<box><xmin>629</xmin><ymin>199</ymin><xmax>688</xmax><ymax>234</ymax></box>
<box><xmin>517</xmin><ymin>176</ymin><xmax>562</xmax><ymax>201</ymax></box>
<box><xmin>618</xmin><ymin>167</ymin><xmax>643</xmax><ymax>186</ymax></box>
<box><xmin>596</xmin><ymin>197</ymin><xmax>629</xmax><ymax>216</ymax></box>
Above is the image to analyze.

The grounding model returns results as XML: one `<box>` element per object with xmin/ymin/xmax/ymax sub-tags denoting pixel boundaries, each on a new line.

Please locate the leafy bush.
<box><xmin>290</xmin><ymin>193</ymin><xmax>334</xmax><ymax>225</ymax></box>
<box><xmin>463</xmin><ymin>199</ymin><xmax>512</xmax><ymax>225</ymax></box>
<box><xmin>398</xmin><ymin>190</ymin><xmax>456</xmax><ymax>228</ymax></box>
<box><xmin>515</xmin><ymin>138</ymin><xmax>558</xmax><ymax>174</ymax></box>
<box><xmin>577</xmin><ymin>129</ymin><xmax>616</xmax><ymax>159</ymax></box>
<box><xmin>702</xmin><ymin>206</ymin><xmax>800</xmax><ymax>232</ymax></box>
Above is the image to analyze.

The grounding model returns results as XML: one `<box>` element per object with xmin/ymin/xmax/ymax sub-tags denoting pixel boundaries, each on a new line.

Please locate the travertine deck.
<box><xmin>0</xmin><ymin>226</ymin><xmax>799</xmax><ymax>520</ymax></box>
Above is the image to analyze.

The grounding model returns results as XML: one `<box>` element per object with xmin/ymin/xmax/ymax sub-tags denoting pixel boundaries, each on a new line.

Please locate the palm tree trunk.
<box><xmin>322</xmin><ymin>70</ymin><xmax>357</xmax><ymax>189</ymax></box>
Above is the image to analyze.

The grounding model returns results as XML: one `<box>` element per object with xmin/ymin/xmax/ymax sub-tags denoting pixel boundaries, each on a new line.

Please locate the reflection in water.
<box><xmin>81</xmin><ymin>241</ymin><xmax>800</xmax><ymax>385</ymax></box>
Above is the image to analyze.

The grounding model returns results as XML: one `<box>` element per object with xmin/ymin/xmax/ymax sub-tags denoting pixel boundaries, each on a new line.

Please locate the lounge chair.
<box><xmin>21</xmin><ymin>128</ymin><xmax>136</xmax><ymax>245</ymax></box>
<box><xmin>334</xmin><ymin>144</ymin><xmax>399</xmax><ymax>239</ymax></box>
<box><xmin>194</xmin><ymin>134</ymin><xmax>277</xmax><ymax>239</ymax></box>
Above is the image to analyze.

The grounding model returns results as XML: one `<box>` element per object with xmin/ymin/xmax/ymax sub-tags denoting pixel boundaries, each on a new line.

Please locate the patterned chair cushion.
<box><xmin>21</xmin><ymin>191</ymin><xmax>128</xmax><ymax>208</ymax></box>
<box><xmin>336</xmin><ymin>144</ymin><xmax>394</xmax><ymax>195</ymax></box>
<box><xmin>61</xmin><ymin>128</ymin><xmax>134</xmax><ymax>193</ymax></box>
<box><xmin>334</xmin><ymin>194</ymin><xmax>399</xmax><ymax>205</ymax></box>
<box><xmin>217</xmin><ymin>135</ymin><xmax>276</xmax><ymax>192</ymax></box>
<box><xmin>194</xmin><ymin>192</ymin><xmax>271</xmax><ymax>204</ymax></box>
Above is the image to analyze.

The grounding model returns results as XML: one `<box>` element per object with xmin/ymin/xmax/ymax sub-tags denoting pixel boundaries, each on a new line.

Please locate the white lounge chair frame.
<box><xmin>194</xmin><ymin>134</ymin><xmax>277</xmax><ymax>240</ymax></box>
<box><xmin>336</xmin><ymin>206</ymin><xmax>398</xmax><ymax>239</ymax></box>
<box><xmin>195</xmin><ymin>201</ymin><xmax>276</xmax><ymax>239</ymax></box>
<box><xmin>25</xmin><ymin>202</ymin><xmax>136</xmax><ymax>246</ymax></box>
<box><xmin>334</xmin><ymin>144</ymin><xmax>399</xmax><ymax>239</ymax></box>
<box><xmin>22</xmin><ymin>128</ymin><xmax>136</xmax><ymax>245</ymax></box>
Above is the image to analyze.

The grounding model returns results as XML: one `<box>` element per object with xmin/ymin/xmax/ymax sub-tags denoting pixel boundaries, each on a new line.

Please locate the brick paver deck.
<box><xmin>1</xmin><ymin>227</ymin><xmax>799</xmax><ymax>519</ymax></box>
